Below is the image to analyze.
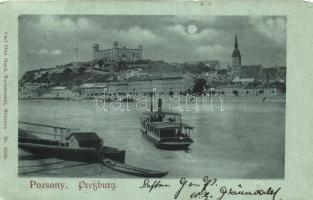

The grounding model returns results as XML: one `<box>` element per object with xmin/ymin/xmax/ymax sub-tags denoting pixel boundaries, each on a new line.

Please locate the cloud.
<box><xmin>114</xmin><ymin>26</ymin><xmax>162</xmax><ymax>45</ymax></box>
<box><xmin>19</xmin><ymin>15</ymin><xmax>287</xmax><ymax>72</ymax></box>
<box><xmin>169</xmin><ymin>16</ymin><xmax>217</xmax><ymax>24</ymax></box>
<box><xmin>249</xmin><ymin>17</ymin><xmax>286</xmax><ymax>45</ymax></box>
<box><xmin>36</xmin><ymin>16</ymin><xmax>93</xmax><ymax>32</ymax></box>
<box><xmin>37</xmin><ymin>49</ymin><xmax>62</xmax><ymax>55</ymax></box>
<box><xmin>195</xmin><ymin>44</ymin><xmax>228</xmax><ymax>57</ymax></box>
<box><xmin>51</xmin><ymin>50</ymin><xmax>62</xmax><ymax>55</ymax></box>
<box><xmin>165</xmin><ymin>24</ymin><xmax>217</xmax><ymax>40</ymax></box>
<box><xmin>39</xmin><ymin>49</ymin><xmax>49</xmax><ymax>54</ymax></box>
<box><xmin>76</xmin><ymin>18</ymin><xmax>89</xmax><ymax>29</ymax></box>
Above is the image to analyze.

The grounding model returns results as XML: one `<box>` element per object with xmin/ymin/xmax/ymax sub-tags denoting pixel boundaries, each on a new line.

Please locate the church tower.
<box><xmin>232</xmin><ymin>34</ymin><xmax>241</xmax><ymax>70</ymax></box>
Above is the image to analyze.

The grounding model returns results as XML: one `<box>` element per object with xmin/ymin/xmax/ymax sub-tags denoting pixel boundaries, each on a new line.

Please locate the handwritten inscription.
<box><xmin>218</xmin><ymin>184</ymin><xmax>281</xmax><ymax>200</ymax></box>
<box><xmin>175</xmin><ymin>177</ymin><xmax>216</xmax><ymax>200</ymax></box>
<box><xmin>140</xmin><ymin>177</ymin><xmax>281</xmax><ymax>200</ymax></box>
<box><xmin>140</xmin><ymin>179</ymin><xmax>171</xmax><ymax>192</ymax></box>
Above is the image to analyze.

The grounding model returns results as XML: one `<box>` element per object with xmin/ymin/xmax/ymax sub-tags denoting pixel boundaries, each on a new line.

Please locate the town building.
<box><xmin>238</xmin><ymin>65</ymin><xmax>263</xmax><ymax>82</ymax></box>
<box><xmin>232</xmin><ymin>65</ymin><xmax>286</xmax><ymax>84</ymax></box>
<box><xmin>66</xmin><ymin>132</ymin><xmax>102</xmax><ymax>150</ymax></box>
<box><xmin>41</xmin><ymin>86</ymin><xmax>80</xmax><ymax>99</ymax></box>
<box><xmin>93</xmin><ymin>41</ymin><xmax>143</xmax><ymax>62</ymax></box>
<box><xmin>89</xmin><ymin>73</ymin><xmax>196</xmax><ymax>96</ymax></box>
<box><xmin>214</xmin><ymin>83</ymin><xmax>245</xmax><ymax>96</ymax></box>
<box><xmin>18</xmin><ymin>82</ymin><xmax>53</xmax><ymax>99</ymax></box>
<box><xmin>214</xmin><ymin>82</ymin><xmax>279</xmax><ymax>97</ymax></box>
<box><xmin>261</xmin><ymin>67</ymin><xmax>278</xmax><ymax>83</ymax></box>
<box><xmin>255</xmin><ymin>85</ymin><xmax>278</xmax><ymax>96</ymax></box>
<box><xmin>126</xmin><ymin>74</ymin><xmax>195</xmax><ymax>95</ymax></box>
<box><xmin>261</xmin><ymin>66</ymin><xmax>286</xmax><ymax>83</ymax></box>
<box><xmin>80</xmin><ymin>83</ymin><xmax>107</xmax><ymax>98</ymax></box>
<box><xmin>18</xmin><ymin>91</ymin><xmax>39</xmax><ymax>99</ymax></box>
<box><xmin>204</xmin><ymin>60</ymin><xmax>220</xmax><ymax>70</ymax></box>
<box><xmin>244</xmin><ymin>83</ymin><xmax>278</xmax><ymax>96</ymax></box>
<box><xmin>108</xmin><ymin>83</ymin><xmax>128</xmax><ymax>94</ymax></box>
<box><xmin>117</xmin><ymin>68</ymin><xmax>142</xmax><ymax>81</ymax></box>
<box><xmin>277</xmin><ymin>66</ymin><xmax>286</xmax><ymax>83</ymax></box>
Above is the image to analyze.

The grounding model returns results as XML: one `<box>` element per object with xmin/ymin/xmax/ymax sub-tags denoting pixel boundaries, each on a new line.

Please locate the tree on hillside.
<box><xmin>78</xmin><ymin>66</ymin><xmax>86</xmax><ymax>74</ymax></box>
<box><xmin>193</xmin><ymin>78</ymin><xmax>207</xmax><ymax>95</ymax></box>
<box><xmin>63</xmin><ymin>67</ymin><xmax>73</xmax><ymax>73</ymax></box>
<box><xmin>191</xmin><ymin>62</ymin><xmax>207</xmax><ymax>74</ymax></box>
<box><xmin>97</xmin><ymin>59</ymin><xmax>104</xmax><ymax>68</ymax></box>
<box><xmin>232</xmin><ymin>90</ymin><xmax>239</xmax><ymax>97</ymax></box>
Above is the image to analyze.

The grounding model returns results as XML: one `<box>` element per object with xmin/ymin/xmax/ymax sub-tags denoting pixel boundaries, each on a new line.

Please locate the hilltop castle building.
<box><xmin>93</xmin><ymin>41</ymin><xmax>142</xmax><ymax>62</ymax></box>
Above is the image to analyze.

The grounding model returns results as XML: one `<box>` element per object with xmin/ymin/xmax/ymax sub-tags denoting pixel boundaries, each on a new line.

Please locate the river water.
<box><xmin>18</xmin><ymin>96</ymin><xmax>285</xmax><ymax>179</ymax></box>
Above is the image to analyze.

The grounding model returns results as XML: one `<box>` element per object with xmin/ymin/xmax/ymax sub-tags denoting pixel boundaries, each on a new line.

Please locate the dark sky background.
<box><xmin>19</xmin><ymin>15</ymin><xmax>286</xmax><ymax>76</ymax></box>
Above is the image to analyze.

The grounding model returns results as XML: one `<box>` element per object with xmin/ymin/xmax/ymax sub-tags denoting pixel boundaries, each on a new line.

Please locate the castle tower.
<box><xmin>113</xmin><ymin>41</ymin><xmax>118</xmax><ymax>49</ymax></box>
<box><xmin>138</xmin><ymin>44</ymin><xmax>143</xmax><ymax>60</ymax></box>
<box><xmin>113</xmin><ymin>41</ymin><xmax>119</xmax><ymax>61</ymax></box>
<box><xmin>93</xmin><ymin>44</ymin><xmax>99</xmax><ymax>60</ymax></box>
<box><xmin>232</xmin><ymin>34</ymin><xmax>241</xmax><ymax>70</ymax></box>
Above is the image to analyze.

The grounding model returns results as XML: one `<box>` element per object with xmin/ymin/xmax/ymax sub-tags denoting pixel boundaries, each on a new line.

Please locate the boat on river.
<box><xmin>140</xmin><ymin>98</ymin><xmax>194</xmax><ymax>150</ymax></box>
<box><xmin>102</xmin><ymin>159</ymin><xmax>168</xmax><ymax>178</ymax></box>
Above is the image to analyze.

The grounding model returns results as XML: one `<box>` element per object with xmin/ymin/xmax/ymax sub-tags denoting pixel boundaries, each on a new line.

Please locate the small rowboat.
<box><xmin>102</xmin><ymin>159</ymin><xmax>168</xmax><ymax>178</ymax></box>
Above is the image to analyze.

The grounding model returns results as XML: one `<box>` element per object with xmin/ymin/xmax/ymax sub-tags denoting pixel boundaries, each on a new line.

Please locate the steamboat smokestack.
<box><xmin>158</xmin><ymin>98</ymin><xmax>162</xmax><ymax>111</ymax></box>
<box><xmin>150</xmin><ymin>92</ymin><xmax>153</xmax><ymax>112</ymax></box>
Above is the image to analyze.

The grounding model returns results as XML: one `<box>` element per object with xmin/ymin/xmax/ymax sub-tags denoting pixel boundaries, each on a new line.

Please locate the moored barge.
<box><xmin>18</xmin><ymin>122</ymin><xmax>168</xmax><ymax>178</ymax></box>
<box><xmin>18</xmin><ymin>122</ymin><xmax>125</xmax><ymax>163</ymax></box>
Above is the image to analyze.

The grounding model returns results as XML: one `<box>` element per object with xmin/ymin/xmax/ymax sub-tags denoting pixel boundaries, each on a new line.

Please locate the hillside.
<box><xmin>19</xmin><ymin>60</ymin><xmax>214</xmax><ymax>88</ymax></box>
<box><xmin>18</xmin><ymin>67</ymin><xmax>111</xmax><ymax>89</ymax></box>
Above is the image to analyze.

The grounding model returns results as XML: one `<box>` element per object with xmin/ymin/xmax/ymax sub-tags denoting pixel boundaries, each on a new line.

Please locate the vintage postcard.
<box><xmin>0</xmin><ymin>1</ymin><xmax>313</xmax><ymax>200</ymax></box>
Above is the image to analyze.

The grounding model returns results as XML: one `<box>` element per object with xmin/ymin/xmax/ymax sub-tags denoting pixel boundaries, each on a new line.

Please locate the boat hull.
<box><xmin>19</xmin><ymin>142</ymin><xmax>125</xmax><ymax>163</ymax></box>
<box><xmin>102</xmin><ymin>159</ymin><xmax>168</xmax><ymax>178</ymax></box>
<box><xmin>141</xmin><ymin>129</ymin><xmax>192</xmax><ymax>150</ymax></box>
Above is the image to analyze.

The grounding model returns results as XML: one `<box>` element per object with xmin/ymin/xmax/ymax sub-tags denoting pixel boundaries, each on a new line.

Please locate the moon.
<box><xmin>187</xmin><ymin>24</ymin><xmax>198</xmax><ymax>34</ymax></box>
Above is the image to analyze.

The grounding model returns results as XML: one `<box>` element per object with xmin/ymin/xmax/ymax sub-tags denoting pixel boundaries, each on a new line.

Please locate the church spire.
<box><xmin>232</xmin><ymin>34</ymin><xmax>241</xmax><ymax>57</ymax></box>
<box><xmin>232</xmin><ymin>34</ymin><xmax>241</xmax><ymax>70</ymax></box>
<box><xmin>234</xmin><ymin>34</ymin><xmax>238</xmax><ymax>49</ymax></box>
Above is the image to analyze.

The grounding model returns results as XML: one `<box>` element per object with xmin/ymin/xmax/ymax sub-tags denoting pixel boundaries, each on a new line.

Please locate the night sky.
<box><xmin>19</xmin><ymin>15</ymin><xmax>286</xmax><ymax>76</ymax></box>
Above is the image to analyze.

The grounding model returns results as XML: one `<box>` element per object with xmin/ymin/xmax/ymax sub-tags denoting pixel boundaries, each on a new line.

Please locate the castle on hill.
<box><xmin>92</xmin><ymin>41</ymin><xmax>143</xmax><ymax>62</ymax></box>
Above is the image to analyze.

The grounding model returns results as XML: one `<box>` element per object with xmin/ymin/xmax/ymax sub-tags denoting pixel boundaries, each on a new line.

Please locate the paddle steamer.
<box><xmin>140</xmin><ymin>98</ymin><xmax>194</xmax><ymax>150</ymax></box>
